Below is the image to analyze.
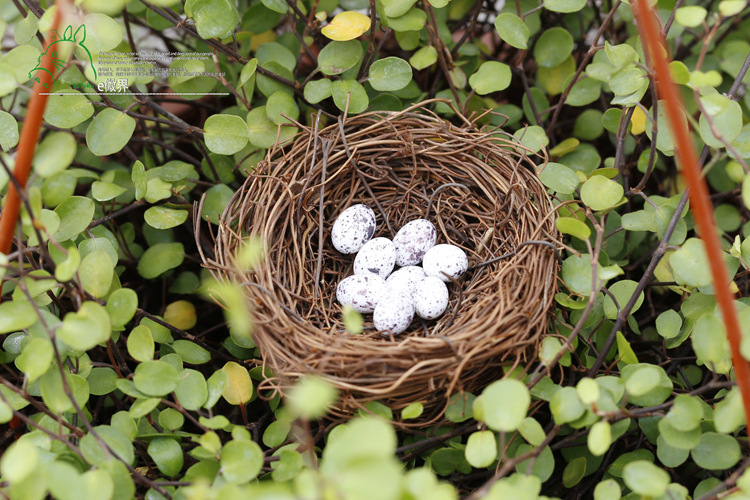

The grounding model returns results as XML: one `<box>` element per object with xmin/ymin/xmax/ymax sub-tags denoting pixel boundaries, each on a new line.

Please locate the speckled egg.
<box><xmin>374</xmin><ymin>291</ymin><xmax>414</xmax><ymax>335</ymax></box>
<box><xmin>336</xmin><ymin>274</ymin><xmax>387</xmax><ymax>313</ymax></box>
<box><xmin>414</xmin><ymin>277</ymin><xmax>449</xmax><ymax>320</ymax></box>
<box><xmin>393</xmin><ymin>219</ymin><xmax>437</xmax><ymax>266</ymax></box>
<box><xmin>354</xmin><ymin>237</ymin><xmax>396</xmax><ymax>279</ymax></box>
<box><xmin>422</xmin><ymin>244</ymin><xmax>469</xmax><ymax>282</ymax></box>
<box><xmin>331</xmin><ymin>204</ymin><xmax>377</xmax><ymax>254</ymax></box>
<box><xmin>385</xmin><ymin>266</ymin><xmax>425</xmax><ymax>298</ymax></box>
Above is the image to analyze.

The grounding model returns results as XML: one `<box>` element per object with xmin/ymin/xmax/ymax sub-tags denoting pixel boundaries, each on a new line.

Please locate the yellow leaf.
<box><xmin>163</xmin><ymin>300</ymin><xmax>197</xmax><ymax>330</ymax></box>
<box><xmin>630</xmin><ymin>106</ymin><xmax>647</xmax><ymax>135</ymax></box>
<box><xmin>221</xmin><ymin>361</ymin><xmax>253</xmax><ymax>405</ymax></box>
<box><xmin>321</xmin><ymin>11</ymin><xmax>371</xmax><ymax>41</ymax></box>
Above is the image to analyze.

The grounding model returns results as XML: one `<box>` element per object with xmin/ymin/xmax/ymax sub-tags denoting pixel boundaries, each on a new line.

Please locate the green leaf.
<box><xmin>561</xmin><ymin>254</ymin><xmax>623</xmax><ymax>296</ymax></box>
<box><xmin>201</xmin><ymin>184</ymin><xmax>235</xmax><ymax>225</ymax></box>
<box><xmin>88</xmin><ymin>367</ymin><xmax>119</xmax><ymax>396</ymax></box>
<box><xmin>40</xmin><ymin>370</ymin><xmax>89</xmax><ymax>414</ymax></box>
<box><xmin>699</xmin><ymin>90</ymin><xmax>743</xmax><ymax>148</ymax></box>
<box><xmin>205</xmin><ymin>369</ymin><xmax>228</xmax><ymax>409</ymax></box>
<box><xmin>127</xmin><ymin>325</ymin><xmax>154</xmax><ymax>362</ymax></box>
<box><xmin>260</xmin><ymin>0</ymin><xmax>288</xmax><ymax>14</ymax></box>
<box><xmin>86</xmin><ymin>109</ymin><xmax>136</xmax><ymax>157</ymax></box>
<box><xmin>670</xmin><ymin>238</ymin><xmax>713</xmax><ymax>288</ymax></box>
<box><xmin>691</xmin><ymin>432</ymin><xmax>741</xmax><ymax>470</ymax></box>
<box><xmin>469</xmin><ymin>61</ymin><xmax>512</xmax><ymax>95</ymax></box>
<box><xmin>44</xmin><ymin>90</ymin><xmax>94</xmax><ymax>128</ymax></box>
<box><xmin>171</xmin><ymin>340</ymin><xmax>210</xmax><ymax>364</ymax></box>
<box><xmin>549</xmin><ymin>386</ymin><xmax>585</xmax><ymax>424</ymax></box>
<box><xmin>556</xmin><ymin>217</ymin><xmax>590</xmax><ymax>241</ymax></box>
<box><xmin>57</xmin><ymin>301</ymin><xmax>111</xmax><ymax>351</ymax></box>
<box><xmin>401</xmin><ymin>402</ymin><xmax>423</xmax><ymax>420</ymax></box>
<box><xmin>287</xmin><ymin>375</ymin><xmax>338</xmax><ymax>419</ymax></box>
<box><xmin>580</xmin><ymin>176</ymin><xmax>624</xmax><ymax>211</ymax></box>
<box><xmin>562</xmin><ymin>456</ymin><xmax>586</xmax><ymax>488</ymax></box>
<box><xmin>588</xmin><ymin>421</ymin><xmax>611</xmax><ymax>457</ymax></box>
<box><xmin>144</xmin><ymin>207</ymin><xmax>189</xmax><ymax>230</ymax></box>
<box><xmin>263</xmin><ymin>419</ymin><xmax>291</xmax><ymax>447</ymax></box>
<box><xmin>175</xmin><ymin>369</ymin><xmax>208</xmax><ymax>410</ymax></box>
<box><xmin>494</xmin><ymin>13</ymin><xmax>529</xmax><ymax>49</ymax></box>
<box><xmin>133</xmin><ymin>360</ymin><xmax>179</xmax><ymax>396</ymax></box>
<box><xmin>675</xmin><ymin>6</ymin><xmax>707</xmax><ymax>28</ymax></box>
<box><xmin>1</xmin><ymin>439</ymin><xmax>39</xmax><ymax>483</ymax></box>
<box><xmin>538</xmin><ymin>162</ymin><xmax>580</xmax><ymax>194</ymax></box>
<box><xmin>131</xmin><ymin>160</ymin><xmax>147</xmax><ymax>201</ymax></box>
<box><xmin>621</xmin><ymin>363</ymin><xmax>673</xmax><ymax>407</ymax></box>
<box><xmin>79</xmin><ymin>250</ymin><xmax>114</xmax><ymax>298</ymax></box>
<box><xmin>655</xmin><ymin>309</ymin><xmax>682</xmax><ymax>339</ymax></box>
<box><xmin>534</xmin><ymin>27</ymin><xmax>574</xmax><ymax>68</ymax></box>
<box><xmin>91</xmin><ymin>181</ymin><xmax>127</xmax><ymax>202</ymax></box>
<box><xmin>602</xmin><ymin>280</ymin><xmax>644</xmax><ymax>319</ymax></box>
<box><xmin>15</xmin><ymin>337</ymin><xmax>53</xmax><ymax>382</ymax></box>
<box><xmin>221</xmin><ymin>440</ymin><xmax>264</xmax><ymax>484</ymax></box>
<box><xmin>656</xmin><ymin>434</ymin><xmax>689</xmax><ymax>468</ymax></box>
<box><xmin>137</xmin><ymin>242</ymin><xmax>185</xmax><ymax>279</ymax></box>
<box><xmin>80</xmin><ymin>425</ymin><xmax>135</xmax><ymax>466</ymax></box>
<box><xmin>0</xmin><ymin>300</ymin><xmax>37</xmax><ymax>334</ymax></box>
<box><xmin>719</xmin><ymin>0</ymin><xmax>746</xmax><ymax>16</ymax></box>
<box><xmin>622</xmin><ymin>460</ymin><xmax>669</xmax><ymax>497</ymax></box>
<box><xmin>54</xmin><ymin>196</ymin><xmax>95</xmax><ymax>242</ymax></box>
<box><xmin>148</xmin><ymin>438</ymin><xmax>184</xmax><ymax>477</ymax></box>
<box><xmin>318</xmin><ymin>40</ymin><xmax>363</xmax><ymax>75</ymax></box>
<box><xmin>256</xmin><ymin>43</ymin><xmax>296</xmax><ymax>72</ymax></box>
<box><xmin>474</xmin><ymin>378</ymin><xmax>530</xmax><ymax>431</ymax></box>
<box><xmin>204</xmin><ymin>114</ymin><xmax>249</xmax><ymax>155</ymax></box>
<box><xmin>665</xmin><ymin>394</ymin><xmax>703</xmax><ymax>432</ymax></box>
<box><xmin>239</xmin><ymin>58</ymin><xmax>258</xmax><ymax>87</ymax></box>
<box><xmin>446</xmin><ymin>392</ymin><xmax>475</xmax><ymax>422</ymax></box>
<box><xmin>331</xmin><ymin>79</ymin><xmax>369</xmax><ymax>114</ymax></box>
<box><xmin>593</xmin><ymin>479</ymin><xmax>621</xmax><ymax>500</ymax></box>
<box><xmin>544</xmin><ymin>0</ymin><xmax>586</xmax><ymax>13</ymax></box>
<box><xmin>382</xmin><ymin>0</ymin><xmax>417</xmax><ymax>18</ymax></box>
<box><xmin>714</xmin><ymin>388</ymin><xmax>746</xmax><ymax>434</ymax></box>
<box><xmin>465</xmin><ymin>431</ymin><xmax>497</xmax><ymax>468</ymax></box>
<box><xmin>304</xmin><ymin>79</ymin><xmax>333</xmax><ymax>104</ymax></box>
<box><xmin>409</xmin><ymin>45</ymin><xmax>437</xmax><ymax>70</ymax></box>
<box><xmin>0</xmin><ymin>110</ymin><xmax>19</xmax><ymax>151</ymax></box>
<box><xmin>266</xmin><ymin>91</ymin><xmax>300</xmax><ymax>124</ymax></box>
<box><xmin>32</xmin><ymin>133</ymin><xmax>77</xmax><ymax>181</ymax></box>
<box><xmin>185</xmin><ymin>0</ymin><xmax>238</xmax><ymax>38</ymax></box>
<box><xmin>385</xmin><ymin>7</ymin><xmax>426</xmax><ymax>31</ymax></box>
<box><xmin>369</xmin><ymin>57</ymin><xmax>412</xmax><ymax>91</ymax></box>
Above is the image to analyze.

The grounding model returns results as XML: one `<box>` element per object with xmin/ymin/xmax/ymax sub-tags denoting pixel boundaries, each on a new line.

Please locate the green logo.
<box><xmin>28</xmin><ymin>24</ymin><xmax>96</xmax><ymax>88</ymax></box>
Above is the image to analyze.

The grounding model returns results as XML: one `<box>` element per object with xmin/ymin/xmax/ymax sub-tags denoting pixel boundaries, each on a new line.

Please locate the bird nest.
<box><xmin>202</xmin><ymin>101</ymin><xmax>559</xmax><ymax>427</ymax></box>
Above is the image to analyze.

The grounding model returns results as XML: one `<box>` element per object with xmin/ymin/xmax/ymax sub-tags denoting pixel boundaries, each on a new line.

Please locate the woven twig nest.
<box><xmin>203</xmin><ymin>101</ymin><xmax>559</xmax><ymax>426</ymax></box>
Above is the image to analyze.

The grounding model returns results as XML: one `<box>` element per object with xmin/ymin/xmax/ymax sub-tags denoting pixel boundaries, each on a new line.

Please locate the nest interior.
<box><xmin>206</xmin><ymin>103</ymin><xmax>559</xmax><ymax>425</ymax></box>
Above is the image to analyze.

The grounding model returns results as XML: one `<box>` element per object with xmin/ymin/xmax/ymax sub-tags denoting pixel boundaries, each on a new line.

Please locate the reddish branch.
<box><xmin>0</xmin><ymin>5</ymin><xmax>62</xmax><ymax>254</ymax></box>
<box><xmin>632</xmin><ymin>0</ymin><xmax>750</xmax><ymax>423</ymax></box>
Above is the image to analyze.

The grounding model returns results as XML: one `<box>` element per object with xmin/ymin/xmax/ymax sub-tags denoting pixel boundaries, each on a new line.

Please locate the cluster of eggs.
<box><xmin>332</xmin><ymin>204</ymin><xmax>468</xmax><ymax>334</ymax></box>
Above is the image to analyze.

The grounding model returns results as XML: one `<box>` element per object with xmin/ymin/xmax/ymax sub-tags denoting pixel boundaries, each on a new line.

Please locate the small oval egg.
<box><xmin>393</xmin><ymin>219</ymin><xmax>437</xmax><ymax>266</ymax></box>
<box><xmin>354</xmin><ymin>237</ymin><xmax>396</xmax><ymax>279</ymax></box>
<box><xmin>414</xmin><ymin>276</ymin><xmax>449</xmax><ymax>320</ymax></box>
<box><xmin>331</xmin><ymin>204</ymin><xmax>377</xmax><ymax>254</ymax></box>
<box><xmin>374</xmin><ymin>291</ymin><xmax>414</xmax><ymax>335</ymax></box>
<box><xmin>422</xmin><ymin>244</ymin><xmax>469</xmax><ymax>282</ymax></box>
<box><xmin>385</xmin><ymin>266</ymin><xmax>425</xmax><ymax>298</ymax></box>
<box><xmin>336</xmin><ymin>274</ymin><xmax>387</xmax><ymax>313</ymax></box>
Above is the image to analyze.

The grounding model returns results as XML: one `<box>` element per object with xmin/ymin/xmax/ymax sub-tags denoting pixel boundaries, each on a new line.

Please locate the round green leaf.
<box><xmin>544</xmin><ymin>0</ymin><xmax>586</xmax><ymax>13</ymax></box>
<box><xmin>148</xmin><ymin>438</ymin><xmax>184</xmax><ymax>477</ymax></box>
<box><xmin>621</xmin><ymin>363</ymin><xmax>673</xmax><ymax>407</ymax></box>
<box><xmin>86</xmin><ymin>109</ymin><xmax>136</xmax><ymax>157</ymax></box>
<box><xmin>539</xmin><ymin>162</ymin><xmax>580</xmax><ymax>194</ymax></box>
<box><xmin>185</xmin><ymin>0</ymin><xmax>237</xmax><ymax>38</ymax></box>
<box><xmin>266</xmin><ymin>91</ymin><xmax>300</xmax><ymax>124</ymax></box>
<box><xmin>494</xmin><ymin>13</ymin><xmax>529</xmax><ymax>49</ymax></box>
<box><xmin>318</xmin><ymin>40</ymin><xmax>363</xmax><ymax>75</ymax></box>
<box><xmin>88</xmin><ymin>367</ymin><xmax>119</xmax><ymax>396</ymax></box>
<box><xmin>256</xmin><ymin>43</ymin><xmax>296</xmax><ymax>72</ymax></box>
<box><xmin>53</xmin><ymin>195</ymin><xmax>95</xmax><ymax>242</ymax></box>
<box><xmin>0</xmin><ymin>300</ymin><xmax>37</xmax><ymax>334</ymax></box>
<box><xmin>534</xmin><ymin>27</ymin><xmax>574</xmax><ymax>68</ymax></box>
<box><xmin>602</xmin><ymin>280</ymin><xmax>644</xmax><ymax>319</ymax></box>
<box><xmin>0</xmin><ymin>111</ymin><xmax>19</xmax><ymax>151</ymax></box>
<box><xmin>144</xmin><ymin>207</ymin><xmax>189</xmax><ymax>230</ymax></box>
<box><xmin>692</xmin><ymin>433</ymin><xmax>741</xmax><ymax>470</ymax></box>
<box><xmin>655</xmin><ymin>309</ymin><xmax>682</xmax><ymax>339</ymax></box>
<box><xmin>622</xmin><ymin>460</ymin><xmax>669</xmax><ymax>497</ymax></box>
<box><xmin>171</xmin><ymin>340</ymin><xmax>211</xmax><ymax>364</ymax></box>
<box><xmin>15</xmin><ymin>337</ymin><xmax>53</xmax><ymax>382</ymax></box>
<box><xmin>91</xmin><ymin>181</ymin><xmax>127</xmax><ymax>202</ymax></box>
<box><xmin>203</xmin><ymin>114</ymin><xmax>249</xmax><ymax>155</ymax></box>
<box><xmin>549</xmin><ymin>386</ymin><xmax>585</xmax><ymax>424</ymax></box>
<box><xmin>699</xmin><ymin>91</ymin><xmax>743</xmax><ymax>148</ymax></box>
<box><xmin>201</xmin><ymin>184</ymin><xmax>235</xmax><ymax>225</ymax></box>
<box><xmin>287</xmin><ymin>375</ymin><xmax>337</xmax><ymax>419</ymax></box>
<box><xmin>133</xmin><ymin>360</ymin><xmax>179</xmax><ymax>396</ymax></box>
<box><xmin>57</xmin><ymin>301</ymin><xmax>112</xmax><ymax>351</ymax></box>
<box><xmin>44</xmin><ymin>90</ymin><xmax>94</xmax><ymax>129</ymax></box>
<box><xmin>556</xmin><ymin>217</ymin><xmax>591</xmax><ymax>241</ymax></box>
<box><xmin>137</xmin><ymin>242</ymin><xmax>185</xmax><ymax>279</ymax></box>
<box><xmin>409</xmin><ymin>45</ymin><xmax>437</xmax><ymax>70</ymax></box>
<box><xmin>588</xmin><ymin>420</ymin><xmax>611</xmax><ymax>457</ymax></box>
<box><xmin>469</xmin><ymin>61</ymin><xmax>512</xmax><ymax>95</ymax></box>
<box><xmin>127</xmin><ymin>325</ymin><xmax>154</xmax><ymax>362</ymax></box>
<box><xmin>514</xmin><ymin>125</ymin><xmax>549</xmax><ymax>152</ymax></box>
<box><xmin>401</xmin><ymin>401</ymin><xmax>423</xmax><ymax>420</ymax></box>
<box><xmin>79</xmin><ymin>250</ymin><xmax>114</xmax><ymax>298</ymax></box>
<box><xmin>176</xmin><ymin>368</ymin><xmax>208</xmax><ymax>411</ymax></box>
<box><xmin>474</xmin><ymin>378</ymin><xmax>530</xmax><ymax>431</ymax></box>
<box><xmin>385</xmin><ymin>7</ymin><xmax>426</xmax><ymax>31</ymax></box>
<box><xmin>675</xmin><ymin>6</ymin><xmax>707</xmax><ymax>28</ymax></box>
<box><xmin>670</xmin><ymin>238</ymin><xmax>712</xmax><ymax>288</ymax></box>
<box><xmin>1</xmin><ymin>440</ymin><xmax>39</xmax><ymax>483</ymax></box>
<box><xmin>369</xmin><ymin>57</ymin><xmax>413</xmax><ymax>91</ymax></box>
<box><xmin>465</xmin><ymin>430</ymin><xmax>497</xmax><ymax>468</ymax></box>
<box><xmin>665</xmin><ymin>394</ymin><xmax>703</xmax><ymax>432</ymax></box>
<box><xmin>221</xmin><ymin>440</ymin><xmax>264</xmax><ymax>484</ymax></box>
<box><xmin>331</xmin><ymin>79</ymin><xmax>369</xmax><ymax>114</ymax></box>
<box><xmin>580</xmin><ymin>175</ymin><xmax>624</xmax><ymax>211</ymax></box>
<box><xmin>40</xmin><ymin>370</ymin><xmax>90</xmax><ymax>414</ymax></box>
<box><xmin>304</xmin><ymin>79</ymin><xmax>333</xmax><ymax>104</ymax></box>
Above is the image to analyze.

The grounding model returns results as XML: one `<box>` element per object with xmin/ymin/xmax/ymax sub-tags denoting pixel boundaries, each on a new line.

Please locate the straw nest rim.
<box><xmin>201</xmin><ymin>100</ymin><xmax>560</xmax><ymax>427</ymax></box>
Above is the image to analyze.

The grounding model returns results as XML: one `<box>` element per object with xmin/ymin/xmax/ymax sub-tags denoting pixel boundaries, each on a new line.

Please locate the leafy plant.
<box><xmin>1</xmin><ymin>0</ymin><xmax>750</xmax><ymax>498</ymax></box>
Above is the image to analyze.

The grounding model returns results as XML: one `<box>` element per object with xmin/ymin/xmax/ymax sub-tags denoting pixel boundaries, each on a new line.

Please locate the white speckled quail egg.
<box><xmin>336</xmin><ymin>274</ymin><xmax>387</xmax><ymax>313</ymax></box>
<box><xmin>422</xmin><ymin>244</ymin><xmax>469</xmax><ymax>282</ymax></box>
<box><xmin>331</xmin><ymin>204</ymin><xmax>377</xmax><ymax>254</ymax></box>
<box><xmin>374</xmin><ymin>291</ymin><xmax>414</xmax><ymax>335</ymax></box>
<box><xmin>414</xmin><ymin>277</ymin><xmax>449</xmax><ymax>320</ymax></box>
<box><xmin>354</xmin><ymin>237</ymin><xmax>396</xmax><ymax>279</ymax></box>
<box><xmin>385</xmin><ymin>266</ymin><xmax>425</xmax><ymax>298</ymax></box>
<box><xmin>393</xmin><ymin>219</ymin><xmax>437</xmax><ymax>266</ymax></box>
